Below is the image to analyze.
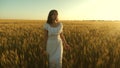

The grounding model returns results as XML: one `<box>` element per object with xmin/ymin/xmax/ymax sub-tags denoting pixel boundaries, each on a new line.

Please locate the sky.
<box><xmin>0</xmin><ymin>0</ymin><xmax>120</xmax><ymax>20</ymax></box>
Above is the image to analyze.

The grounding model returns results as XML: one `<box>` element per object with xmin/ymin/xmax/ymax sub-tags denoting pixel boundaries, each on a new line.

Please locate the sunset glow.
<box><xmin>0</xmin><ymin>0</ymin><xmax>120</xmax><ymax>20</ymax></box>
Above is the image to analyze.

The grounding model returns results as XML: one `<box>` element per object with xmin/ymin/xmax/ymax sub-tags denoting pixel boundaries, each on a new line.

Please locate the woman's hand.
<box><xmin>64</xmin><ymin>43</ymin><xmax>71</xmax><ymax>50</ymax></box>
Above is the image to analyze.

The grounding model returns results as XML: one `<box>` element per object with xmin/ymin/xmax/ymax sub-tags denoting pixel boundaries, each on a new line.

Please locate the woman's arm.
<box><xmin>60</xmin><ymin>32</ymin><xmax>69</xmax><ymax>46</ymax></box>
<box><xmin>44</xmin><ymin>29</ymin><xmax>48</xmax><ymax>45</ymax></box>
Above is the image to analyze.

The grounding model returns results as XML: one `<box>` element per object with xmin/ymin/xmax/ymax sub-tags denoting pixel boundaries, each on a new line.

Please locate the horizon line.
<box><xmin>0</xmin><ymin>18</ymin><xmax>120</xmax><ymax>21</ymax></box>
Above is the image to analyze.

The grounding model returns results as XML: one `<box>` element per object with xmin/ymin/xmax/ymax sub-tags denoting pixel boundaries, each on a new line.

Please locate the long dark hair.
<box><xmin>47</xmin><ymin>9</ymin><xmax>58</xmax><ymax>24</ymax></box>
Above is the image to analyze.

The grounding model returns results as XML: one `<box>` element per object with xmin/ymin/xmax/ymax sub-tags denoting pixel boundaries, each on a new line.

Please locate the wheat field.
<box><xmin>0</xmin><ymin>19</ymin><xmax>120</xmax><ymax>68</ymax></box>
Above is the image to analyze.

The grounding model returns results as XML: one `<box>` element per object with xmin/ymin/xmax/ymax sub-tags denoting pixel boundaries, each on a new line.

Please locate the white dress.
<box><xmin>44</xmin><ymin>22</ymin><xmax>63</xmax><ymax>68</ymax></box>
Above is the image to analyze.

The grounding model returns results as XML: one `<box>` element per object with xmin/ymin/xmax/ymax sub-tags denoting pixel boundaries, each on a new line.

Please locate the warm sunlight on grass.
<box><xmin>0</xmin><ymin>19</ymin><xmax>120</xmax><ymax>68</ymax></box>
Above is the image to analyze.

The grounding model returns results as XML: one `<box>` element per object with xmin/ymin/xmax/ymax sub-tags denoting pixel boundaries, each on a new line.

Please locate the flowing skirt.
<box><xmin>47</xmin><ymin>37</ymin><xmax>63</xmax><ymax>68</ymax></box>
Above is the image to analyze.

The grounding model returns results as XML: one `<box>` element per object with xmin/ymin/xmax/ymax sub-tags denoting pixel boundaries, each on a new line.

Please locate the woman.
<box><xmin>44</xmin><ymin>9</ymin><xmax>70</xmax><ymax>68</ymax></box>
